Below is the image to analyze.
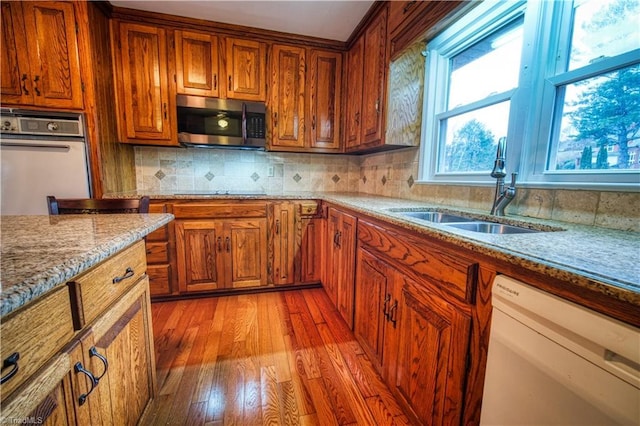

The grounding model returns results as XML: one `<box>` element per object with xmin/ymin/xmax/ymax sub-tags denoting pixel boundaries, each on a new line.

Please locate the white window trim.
<box><xmin>418</xmin><ymin>0</ymin><xmax>640</xmax><ymax>191</ymax></box>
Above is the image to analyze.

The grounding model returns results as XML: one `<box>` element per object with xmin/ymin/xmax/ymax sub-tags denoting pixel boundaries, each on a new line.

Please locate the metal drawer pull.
<box><xmin>21</xmin><ymin>74</ymin><xmax>29</xmax><ymax>95</ymax></box>
<box><xmin>74</xmin><ymin>362</ymin><xmax>97</xmax><ymax>405</ymax></box>
<box><xmin>33</xmin><ymin>75</ymin><xmax>41</xmax><ymax>96</ymax></box>
<box><xmin>225</xmin><ymin>237</ymin><xmax>231</xmax><ymax>252</ymax></box>
<box><xmin>112</xmin><ymin>267</ymin><xmax>134</xmax><ymax>284</ymax></box>
<box><xmin>217</xmin><ymin>236</ymin><xmax>223</xmax><ymax>252</ymax></box>
<box><xmin>382</xmin><ymin>294</ymin><xmax>391</xmax><ymax>319</ymax></box>
<box><xmin>275</xmin><ymin>220</ymin><xmax>281</xmax><ymax>235</ymax></box>
<box><xmin>0</xmin><ymin>352</ymin><xmax>20</xmax><ymax>384</ymax></box>
<box><xmin>89</xmin><ymin>347</ymin><xmax>108</xmax><ymax>382</ymax></box>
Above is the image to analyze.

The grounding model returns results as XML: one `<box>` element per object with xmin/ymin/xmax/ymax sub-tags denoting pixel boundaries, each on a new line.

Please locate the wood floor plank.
<box><xmin>141</xmin><ymin>289</ymin><xmax>413</xmax><ymax>426</ymax></box>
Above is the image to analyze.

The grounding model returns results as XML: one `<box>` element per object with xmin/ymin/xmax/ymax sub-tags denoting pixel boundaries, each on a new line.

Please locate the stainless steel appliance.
<box><xmin>177</xmin><ymin>95</ymin><xmax>266</xmax><ymax>149</ymax></box>
<box><xmin>480</xmin><ymin>275</ymin><xmax>639</xmax><ymax>425</ymax></box>
<box><xmin>1</xmin><ymin>109</ymin><xmax>91</xmax><ymax>215</ymax></box>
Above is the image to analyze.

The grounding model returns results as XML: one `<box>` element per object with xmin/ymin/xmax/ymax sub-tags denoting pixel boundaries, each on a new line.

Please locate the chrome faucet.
<box><xmin>490</xmin><ymin>137</ymin><xmax>517</xmax><ymax>216</ymax></box>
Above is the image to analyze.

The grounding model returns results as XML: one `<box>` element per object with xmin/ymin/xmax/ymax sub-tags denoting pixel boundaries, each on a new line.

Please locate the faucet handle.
<box><xmin>510</xmin><ymin>172</ymin><xmax>518</xmax><ymax>188</ymax></box>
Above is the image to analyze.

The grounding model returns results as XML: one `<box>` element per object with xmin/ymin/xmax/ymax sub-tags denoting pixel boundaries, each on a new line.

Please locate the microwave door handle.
<box><xmin>241</xmin><ymin>102</ymin><xmax>247</xmax><ymax>144</ymax></box>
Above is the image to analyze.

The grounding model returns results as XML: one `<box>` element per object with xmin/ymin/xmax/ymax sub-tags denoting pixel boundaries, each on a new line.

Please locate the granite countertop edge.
<box><xmin>1</xmin><ymin>214</ymin><xmax>174</xmax><ymax>318</ymax></box>
<box><xmin>106</xmin><ymin>190</ymin><xmax>640</xmax><ymax>306</ymax></box>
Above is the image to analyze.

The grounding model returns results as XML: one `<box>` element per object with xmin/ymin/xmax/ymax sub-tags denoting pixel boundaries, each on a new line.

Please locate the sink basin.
<box><xmin>445</xmin><ymin>222</ymin><xmax>541</xmax><ymax>234</ymax></box>
<box><xmin>400</xmin><ymin>211</ymin><xmax>474</xmax><ymax>223</ymax></box>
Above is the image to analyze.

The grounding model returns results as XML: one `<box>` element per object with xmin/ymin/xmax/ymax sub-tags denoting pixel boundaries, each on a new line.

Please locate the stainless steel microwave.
<box><xmin>176</xmin><ymin>95</ymin><xmax>266</xmax><ymax>149</ymax></box>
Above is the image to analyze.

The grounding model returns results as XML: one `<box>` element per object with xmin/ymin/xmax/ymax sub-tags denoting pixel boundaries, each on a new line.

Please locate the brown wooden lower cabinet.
<box><xmin>176</xmin><ymin>218</ymin><xmax>268</xmax><ymax>292</ymax></box>
<box><xmin>0</xmin><ymin>241</ymin><xmax>156</xmax><ymax>426</ymax></box>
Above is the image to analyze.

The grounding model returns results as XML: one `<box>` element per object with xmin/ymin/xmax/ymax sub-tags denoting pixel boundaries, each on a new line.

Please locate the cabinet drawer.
<box><xmin>358</xmin><ymin>220</ymin><xmax>478</xmax><ymax>302</ymax></box>
<box><xmin>146</xmin><ymin>241</ymin><xmax>169</xmax><ymax>263</ymax></box>
<box><xmin>69</xmin><ymin>240</ymin><xmax>147</xmax><ymax>327</ymax></box>
<box><xmin>173</xmin><ymin>202</ymin><xmax>268</xmax><ymax>219</ymax></box>
<box><xmin>299</xmin><ymin>201</ymin><xmax>319</xmax><ymax>216</ymax></box>
<box><xmin>0</xmin><ymin>286</ymin><xmax>74</xmax><ymax>398</ymax></box>
<box><xmin>148</xmin><ymin>264</ymin><xmax>171</xmax><ymax>296</ymax></box>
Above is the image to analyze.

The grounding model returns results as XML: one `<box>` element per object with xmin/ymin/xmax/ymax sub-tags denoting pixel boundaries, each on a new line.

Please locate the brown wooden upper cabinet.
<box><xmin>345</xmin><ymin>6</ymin><xmax>388</xmax><ymax>153</ymax></box>
<box><xmin>112</xmin><ymin>21</ymin><xmax>177</xmax><ymax>145</ymax></box>
<box><xmin>269</xmin><ymin>44</ymin><xmax>306</xmax><ymax>149</ymax></box>
<box><xmin>308</xmin><ymin>49</ymin><xmax>342</xmax><ymax>151</ymax></box>
<box><xmin>268</xmin><ymin>44</ymin><xmax>342</xmax><ymax>153</ymax></box>
<box><xmin>224</xmin><ymin>37</ymin><xmax>267</xmax><ymax>101</ymax></box>
<box><xmin>175</xmin><ymin>30</ymin><xmax>219</xmax><ymax>97</ymax></box>
<box><xmin>1</xmin><ymin>1</ymin><xmax>83</xmax><ymax>109</ymax></box>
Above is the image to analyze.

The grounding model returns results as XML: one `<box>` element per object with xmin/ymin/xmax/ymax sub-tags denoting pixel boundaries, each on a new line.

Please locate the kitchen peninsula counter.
<box><xmin>108</xmin><ymin>191</ymin><xmax>640</xmax><ymax>310</ymax></box>
<box><xmin>0</xmin><ymin>213</ymin><xmax>174</xmax><ymax>317</ymax></box>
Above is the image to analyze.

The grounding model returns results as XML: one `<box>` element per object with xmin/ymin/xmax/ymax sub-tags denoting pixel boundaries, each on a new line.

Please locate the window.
<box><xmin>420</xmin><ymin>0</ymin><xmax>640</xmax><ymax>189</ymax></box>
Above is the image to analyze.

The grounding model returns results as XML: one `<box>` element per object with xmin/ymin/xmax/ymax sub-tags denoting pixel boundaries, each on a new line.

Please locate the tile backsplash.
<box><xmin>135</xmin><ymin>147</ymin><xmax>361</xmax><ymax>194</ymax></box>
<box><xmin>135</xmin><ymin>146</ymin><xmax>638</xmax><ymax>231</ymax></box>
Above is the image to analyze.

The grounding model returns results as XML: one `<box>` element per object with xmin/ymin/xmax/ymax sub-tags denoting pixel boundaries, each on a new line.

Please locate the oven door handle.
<box><xmin>1</xmin><ymin>142</ymin><xmax>71</xmax><ymax>150</ymax></box>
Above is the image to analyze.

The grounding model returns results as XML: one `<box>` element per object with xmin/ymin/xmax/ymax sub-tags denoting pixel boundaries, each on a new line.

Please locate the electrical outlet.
<box><xmin>268</xmin><ymin>165</ymin><xmax>275</xmax><ymax>177</ymax></box>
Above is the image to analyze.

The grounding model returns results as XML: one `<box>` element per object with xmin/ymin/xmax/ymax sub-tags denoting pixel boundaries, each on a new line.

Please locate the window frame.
<box><xmin>418</xmin><ymin>0</ymin><xmax>640</xmax><ymax>190</ymax></box>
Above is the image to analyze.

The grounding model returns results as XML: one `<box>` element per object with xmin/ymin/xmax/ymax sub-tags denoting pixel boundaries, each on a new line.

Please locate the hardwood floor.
<box><xmin>141</xmin><ymin>288</ymin><xmax>410</xmax><ymax>425</ymax></box>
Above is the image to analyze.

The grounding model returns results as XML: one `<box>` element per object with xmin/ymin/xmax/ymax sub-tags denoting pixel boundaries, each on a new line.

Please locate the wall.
<box><xmin>135</xmin><ymin>146</ymin><xmax>361</xmax><ymax>194</ymax></box>
<box><xmin>359</xmin><ymin>147</ymin><xmax>640</xmax><ymax>232</ymax></box>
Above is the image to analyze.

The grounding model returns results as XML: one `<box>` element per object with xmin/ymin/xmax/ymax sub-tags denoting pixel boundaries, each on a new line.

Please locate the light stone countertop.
<box><xmin>109</xmin><ymin>190</ymin><xmax>640</xmax><ymax>307</ymax></box>
<box><xmin>0</xmin><ymin>213</ymin><xmax>174</xmax><ymax>318</ymax></box>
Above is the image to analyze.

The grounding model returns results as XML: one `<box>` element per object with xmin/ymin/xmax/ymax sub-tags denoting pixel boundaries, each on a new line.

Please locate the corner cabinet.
<box><xmin>111</xmin><ymin>20</ymin><xmax>177</xmax><ymax>145</ymax></box>
<box><xmin>0</xmin><ymin>240</ymin><xmax>156</xmax><ymax>425</ymax></box>
<box><xmin>345</xmin><ymin>6</ymin><xmax>388</xmax><ymax>153</ymax></box>
<box><xmin>1</xmin><ymin>1</ymin><xmax>83</xmax><ymax>109</ymax></box>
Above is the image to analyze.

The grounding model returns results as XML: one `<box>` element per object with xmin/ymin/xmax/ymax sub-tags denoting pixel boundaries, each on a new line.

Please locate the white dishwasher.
<box><xmin>480</xmin><ymin>275</ymin><xmax>640</xmax><ymax>426</ymax></box>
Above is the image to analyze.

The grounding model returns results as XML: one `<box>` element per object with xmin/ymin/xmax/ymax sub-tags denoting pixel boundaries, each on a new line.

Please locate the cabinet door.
<box><xmin>115</xmin><ymin>22</ymin><xmax>174</xmax><ymax>143</ymax></box>
<box><xmin>353</xmin><ymin>248</ymin><xmax>390</xmax><ymax>368</ymax></box>
<box><xmin>272</xmin><ymin>202</ymin><xmax>296</xmax><ymax>285</ymax></box>
<box><xmin>225</xmin><ymin>37</ymin><xmax>266</xmax><ymax>101</ymax></box>
<box><xmin>393</xmin><ymin>276</ymin><xmax>471</xmax><ymax>425</ymax></box>
<box><xmin>21</xmin><ymin>1</ymin><xmax>83</xmax><ymax>109</ymax></box>
<box><xmin>308</xmin><ymin>49</ymin><xmax>342</xmax><ymax>150</ymax></box>
<box><xmin>324</xmin><ymin>209</ymin><xmax>340</xmax><ymax>305</ymax></box>
<box><xmin>269</xmin><ymin>45</ymin><xmax>306</xmax><ymax>148</ymax></box>
<box><xmin>299</xmin><ymin>217</ymin><xmax>323</xmax><ymax>283</ymax></box>
<box><xmin>175</xmin><ymin>30</ymin><xmax>219</xmax><ymax>97</ymax></box>
<box><xmin>336</xmin><ymin>211</ymin><xmax>357</xmax><ymax>329</ymax></box>
<box><xmin>226</xmin><ymin>219</ymin><xmax>268</xmax><ymax>288</ymax></box>
<box><xmin>85</xmin><ymin>278</ymin><xmax>156</xmax><ymax>426</ymax></box>
<box><xmin>345</xmin><ymin>36</ymin><xmax>364</xmax><ymax>150</ymax></box>
<box><xmin>361</xmin><ymin>8</ymin><xmax>387</xmax><ymax>146</ymax></box>
<box><xmin>175</xmin><ymin>220</ymin><xmax>223</xmax><ymax>292</ymax></box>
<box><xmin>0</xmin><ymin>2</ymin><xmax>32</xmax><ymax>105</ymax></box>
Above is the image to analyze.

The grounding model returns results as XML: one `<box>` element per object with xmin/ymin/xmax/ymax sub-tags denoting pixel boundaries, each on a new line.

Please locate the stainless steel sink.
<box><xmin>445</xmin><ymin>222</ymin><xmax>541</xmax><ymax>234</ymax></box>
<box><xmin>400</xmin><ymin>211</ymin><xmax>474</xmax><ymax>223</ymax></box>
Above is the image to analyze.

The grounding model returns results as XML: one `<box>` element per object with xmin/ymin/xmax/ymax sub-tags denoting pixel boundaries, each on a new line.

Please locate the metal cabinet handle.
<box><xmin>112</xmin><ymin>267</ymin><xmax>134</xmax><ymax>284</ymax></box>
<box><xmin>21</xmin><ymin>74</ymin><xmax>29</xmax><ymax>95</ymax></box>
<box><xmin>74</xmin><ymin>362</ymin><xmax>97</xmax><ymax>406</ymax></box>
<box><xmin>33</xmin><ymin>75</ymin><xmax>41</xmax><ymax>96</ymax></box>
<box><xmin>0</xmin><ymin>352</ymin><xmax>20</xmax><ymax>384</ymax></box>
<box><xmin>89</xmin><ymin>347</ymin><xmax>108</xmax><ymax>382</ymax></box>
<box><xmin>275</xmin><ymin>219</ymin><xmax>281</xmax><ymax>235</ymax></box>
<box><xmin>217</xmin><ymin>236</ymin><xmax>223</xmax><ymax>252</ymax></box>
<box><xmin>336</xmin><ymin>231</ymin><xmax>342</xmax><ymax>247</ymax></box>
<box><xmin>403</xmin><ymin>1</ymin><xmax>417</xmax><ymax>14</ymax></box>
<box><xmin>213</xmin><ymin>74</ymin><xmax>217</xmax><ymax>90</ymax></box>
<box><xmin>228</xmin><ymin>75</ymin><xmax>232</xmax><ymax>91</ymax></box>
<box><xmin>273</xmin><ymin>112</ymin><xmax>278</xmax><ymax>127</ymax></box>
<box><xmin>375</xmin><ymin>98</ymin><xmax>380</xmax><ymax>114</ymax></box>
<box><xmin>312</xmin><ymin>115</ymin><xmax>316</xmax><ymax>130</ymax></box>
<box><xmin>225</xmin><ymin>236</ymin><xmax>231</xmax><ymax>252</ymax></box>
<box><xmin>389</xmin><ymin>301</ymin><xmax>398</xmax><ymax>327</ymax></box>
<box><xmin>163</xmin><ymin>103</ymin><xmax>168</xmax><ymax>119</ymax></box>
<box><xmin>382</xmin><ymin>294</ymin><xmax>391</xmax><ymax>319</ymax></box>
<box><xmin>355</xmin><ymin>112</ymin><xmax>360</xmax><ymax>125</ymax></box>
